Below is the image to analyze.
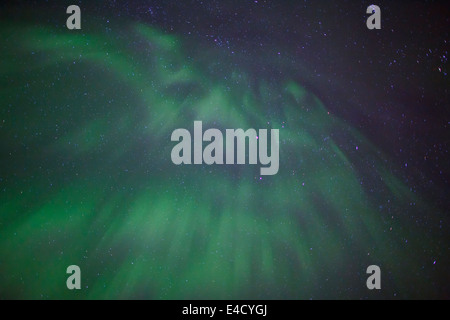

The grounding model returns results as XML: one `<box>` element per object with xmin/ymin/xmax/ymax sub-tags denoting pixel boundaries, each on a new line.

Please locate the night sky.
<box><xmin>0</xmin><ymin>0</ymin><xmax>449</xmax><ymax>299</ymax></box>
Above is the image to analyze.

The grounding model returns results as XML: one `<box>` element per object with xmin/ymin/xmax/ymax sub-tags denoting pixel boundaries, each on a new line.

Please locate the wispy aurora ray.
<box><xmin>0</xmin><ymin>14</ymin><xmax>444</xmax><ymax>299</ymax></box>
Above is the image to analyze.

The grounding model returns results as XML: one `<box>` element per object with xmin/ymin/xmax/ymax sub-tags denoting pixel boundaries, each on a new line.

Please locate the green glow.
<box><xmin>0</xmin><ymin>18</ymin><xmax>438</xmax><ymax>299</ymax></box>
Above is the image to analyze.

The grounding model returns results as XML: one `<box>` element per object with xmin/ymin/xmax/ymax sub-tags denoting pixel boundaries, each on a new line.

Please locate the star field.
<box><xmin>0</xmin><ymin>0</ymin><xmax>448</xmax><ymax>299</ymax></box>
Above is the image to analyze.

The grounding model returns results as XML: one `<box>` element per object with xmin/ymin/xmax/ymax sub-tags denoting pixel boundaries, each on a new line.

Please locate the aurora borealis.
<box><xmin>0</xmin><ymin>1</ymin><xmax>448</xmax><ymax>299</ymax></box>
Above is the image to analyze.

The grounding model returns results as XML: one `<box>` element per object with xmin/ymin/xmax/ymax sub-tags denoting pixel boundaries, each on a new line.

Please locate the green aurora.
<box><xmin>0</xmin><ymin>12</ymin><xmax>447</xmax><ymax>299</ymax></box>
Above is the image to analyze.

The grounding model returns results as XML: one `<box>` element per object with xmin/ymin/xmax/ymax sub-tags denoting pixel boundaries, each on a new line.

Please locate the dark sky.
<box><xmin>0</xmin><ymin>0</ymin><xmax>448</xmax><ymax>299</ymax></box>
